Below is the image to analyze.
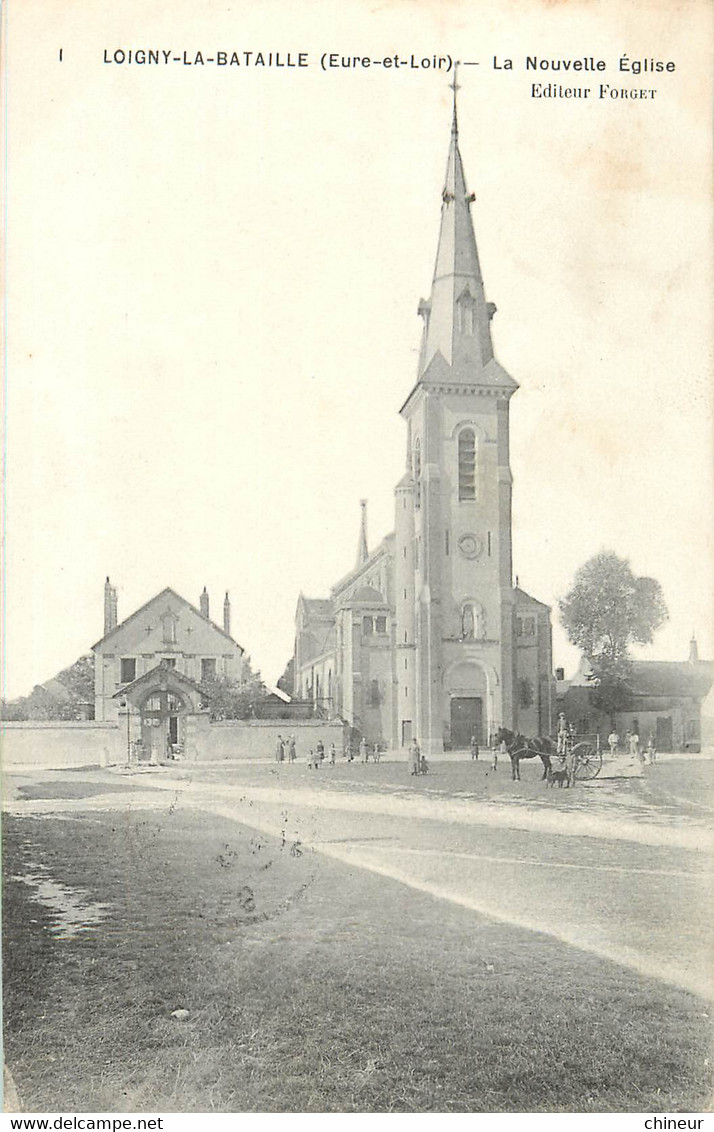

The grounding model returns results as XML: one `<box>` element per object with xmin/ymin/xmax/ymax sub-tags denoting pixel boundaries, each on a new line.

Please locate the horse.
<box><xmin>495</xmin><ymin>727</ymin><xmax>554</xmax><ymax>782</ymax></box>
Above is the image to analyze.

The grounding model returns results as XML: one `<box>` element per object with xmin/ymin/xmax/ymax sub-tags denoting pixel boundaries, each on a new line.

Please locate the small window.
<box><xmin>120</xmin><ymin>658</ymin><xmax>136</xmax><ymax>683</ymax></box>
<box><xmin>487</xmin><ymin>531</ymin><xmax>492</xmax><ymax>556</ymax></box>
<box><xmin>369</xmin><ymin>679</ymin><xmax>380</xmax><ymax>707</ymax></box>
<box><xmin>375</xmin><ymin>616</ymin><xmax>387</xmax><ymax>634</ymax></box>
<box><xmin>161</xmin><ymin>657</ymin><xmax>177</xmax><ymax>668</ymax></box>
<box><xmin>524</xmin><ymin>617</ymin><xmax>535</xmax><ymax>637</ymax></box>
<box><xmin>445</xmin><ymin>529</ymin><xmax>450</xmax><ymax>556</ymax></box>
<box><xmin>201</xmin><ymin>658</ymin><xmax>217</xmax><ymax>681</ymax></box>
<box><xmin>362</xmin><ymin>616</ymin><xmax>374</xmax><ymax>635</ymax></box>
<box><xmin>458</xmin><ymin>428</ymin><xmax>476</xmax><ymax>501</ymax></box>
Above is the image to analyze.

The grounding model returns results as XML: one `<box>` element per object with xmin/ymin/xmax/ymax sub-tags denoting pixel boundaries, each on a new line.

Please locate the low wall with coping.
<box><xmin>201</xmin><ymin>719</ymin><xmax>346</xmax><ymax>761</ymax></box>
<box><xmin>1</xmin><ymin>721</ymin><xmax>123</xmax><ymax>769</ymax></box>
<box><xmin>2</xmin><ymin>717</ymin><xmax>347</xmax><ymax>770</ymax></box>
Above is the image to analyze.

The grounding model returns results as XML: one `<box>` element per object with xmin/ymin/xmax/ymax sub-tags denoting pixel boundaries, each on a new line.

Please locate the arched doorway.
<box><xmin>443</xmin><ymin>658</ymin><xmax>496</xmax><ymax>748</ymax></box>
<box><xmin>140</xmin><ymin>690</ymin><xmax>187</xmax><ymax>762</ymax></box>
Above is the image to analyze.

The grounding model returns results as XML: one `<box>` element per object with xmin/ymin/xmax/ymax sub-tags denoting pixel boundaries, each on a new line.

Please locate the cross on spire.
<box><xmin>449</xmin><ymin>61</ymin><xmax>460</xmax><ymax>137</ymax></box>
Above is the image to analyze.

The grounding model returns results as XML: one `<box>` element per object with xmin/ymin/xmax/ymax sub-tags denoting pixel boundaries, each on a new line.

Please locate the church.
<box><xmin>293</xmin><ymin>97</ymin><xmax>554</xmax><ymax>756</ymax></box>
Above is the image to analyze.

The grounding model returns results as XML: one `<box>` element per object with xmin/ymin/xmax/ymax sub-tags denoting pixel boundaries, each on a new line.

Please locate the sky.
<box><xmin>4</xmin><ymin>0</ymin><xmax>713</xmax><ymax>699</ymax></box>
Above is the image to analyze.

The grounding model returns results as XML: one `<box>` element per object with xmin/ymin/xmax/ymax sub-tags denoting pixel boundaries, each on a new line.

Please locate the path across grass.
<box><xmin>3</xmin><ymin>803</ymin><xmax>712</xmax><ymax>1112</ymax></box>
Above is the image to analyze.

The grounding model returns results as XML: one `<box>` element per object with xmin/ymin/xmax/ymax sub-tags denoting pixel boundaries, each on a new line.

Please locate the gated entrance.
<box><xmin>140</xmin><ymin>690</ymin><xmax>186</xmax><ymax>761</ymax></box>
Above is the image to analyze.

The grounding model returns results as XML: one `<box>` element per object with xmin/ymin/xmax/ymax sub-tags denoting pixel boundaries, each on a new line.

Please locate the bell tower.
<box><xmin>394</xmin><ymin>79</ymin><xmax>518</xmax><ymax>755</ymax></box>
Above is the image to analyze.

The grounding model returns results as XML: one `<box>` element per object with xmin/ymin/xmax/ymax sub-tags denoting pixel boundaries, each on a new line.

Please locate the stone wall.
<box><xmin>201</xmin><ymin>719</ymin><xmax>346</xmax><ymax>761</ymax></box>
<box><xmin>1</xmin><ymin>717</ymin><xmax>347</xmax><ymax>770</ymax></box>
<box><xmin>1</xmin><ymin>721</ymin><xmax>124</xmax><ymax>769</ymax></box>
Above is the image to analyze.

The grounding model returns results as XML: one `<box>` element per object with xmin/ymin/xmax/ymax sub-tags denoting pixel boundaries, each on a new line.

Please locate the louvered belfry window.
<box><xmin>458</xmin><ymin>429</ymin><xmax>476</xmax><ymax>501</ymax></box>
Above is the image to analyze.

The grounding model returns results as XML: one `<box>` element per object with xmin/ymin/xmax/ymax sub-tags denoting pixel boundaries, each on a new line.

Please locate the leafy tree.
<box><xmin>55</xmin><ymin>655</ymin><xmax>95</xmax><ymax>702</ymax></box>
<box><xmin>201</xmin><ymin>672</ymin><xmax>269</xmax><ymax>721</ymax></box>
<box><xmin>559</xmin><ymin>551</ymin><xmax>668</xmax><ymax>714</ymax></box>
<box><xmin>2</xmin><ymin>654</ymin><xmax>96</xmax><ymax>721</ymax></box>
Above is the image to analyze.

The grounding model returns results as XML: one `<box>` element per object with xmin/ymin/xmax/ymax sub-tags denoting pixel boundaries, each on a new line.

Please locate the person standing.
<box><xmin>359</xmin><ymin>736</ymin><xmax>369</xmax><ymax>763</ymax></box>
<box><xmin>629</xmin><ymin>729</ymin><xmax>642</xmax><ymax>764</ymax></box>
<box><xmin>288</xmin><ymin>735</ymin><xmax>297</xmax><ymax>763</ymax></box>
<box><xmin>608</xmin><ymin>729</ymin><xmax>619</xmax><ymax>756</ymax></box>
<box><xmin>647</xmin><ymin>732</ymin><xmax>657</xmax><ymax>765</ymax></box>
<box><xmin>409</xmin><ymin>738</ymin><xmax>421</xmax><ymax>776</ymax></box>
<box><xmin>329</xmin><ymin>742</ymin><xmax>336</xmax><ymax>765</ymax></box>
<box><xmin>316</xmin><ymin>739</ymin><xmax>324</xmax><ymax>765</ymax></box>
<box><xmin>470</xmin><ymin>734</ymin><xmax>480</xmax><ymax>760</ymax></box>
<box><xmin>275</xmin><ymin>734</ymin><xmax>285</xmax><ymax>763</ymax></box>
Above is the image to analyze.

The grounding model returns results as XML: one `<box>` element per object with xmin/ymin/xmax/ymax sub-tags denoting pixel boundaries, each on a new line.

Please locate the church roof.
<box><xmin>300</xmin><ymin>597</ymin><xmax>334</xmax><ymax>619</ymax></box>
<box><xmin>91</xmin><ymin>586</ymin><xmax>244</xmax><ymax>652</ymax></box>
<box><xmin>349</xmin><ymin>585</ymin><xmax>387</xmax><ymax>606</ymax></box>
<box><xmin>513</xmin><ymin>586</ymin><xmax>551</xmax><ymax>611</ymax></box>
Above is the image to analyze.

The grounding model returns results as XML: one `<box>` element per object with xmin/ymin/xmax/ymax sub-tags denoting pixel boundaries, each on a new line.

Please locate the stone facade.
<box><xmin>92</xmin><ymin>581</ymin><xmax>245</xmax><ymax>760</ymax></box>
<box><xmin>294</xmin><ymin>106</ymin><xmax>554</xmax><ymax>755</ymax></box>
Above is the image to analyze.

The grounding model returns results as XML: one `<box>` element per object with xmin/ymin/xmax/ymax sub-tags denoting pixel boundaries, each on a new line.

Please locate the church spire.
<box><xmin>416</xmin><ymin>82</ymin><xmax>516</xmax><ymax>393</ymax></box>
<box><xmin>355</xmin><ymin>499</ymin><xmax>369</xmax><ymax>569</ymax></box>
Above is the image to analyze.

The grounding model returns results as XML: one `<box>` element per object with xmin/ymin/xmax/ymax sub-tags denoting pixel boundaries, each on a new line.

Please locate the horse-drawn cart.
<box><xmin>496</xmin><ymin>721</ymin><xmax>603</xmax><ymax>783</ymax></box>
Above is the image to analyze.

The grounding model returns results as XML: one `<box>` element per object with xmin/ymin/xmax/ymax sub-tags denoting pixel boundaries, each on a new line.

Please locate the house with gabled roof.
<box><xmin>92</xmin><ymin>578</ymin><xmax>246</xmax><ymax>760</ymax></box>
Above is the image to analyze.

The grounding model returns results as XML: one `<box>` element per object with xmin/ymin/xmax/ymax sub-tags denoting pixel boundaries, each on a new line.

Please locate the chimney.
<box><xmin>103</xmin><ymin>577</ymin><xmax>118</xmax><ymax>635</ymax></box>
<box><xmin>689</xmin><ymin>633</ymin><xmax>699</xmax><ymax>664</ymax></box>
<box><xmin>199</xmin><ymin>587</ymin><xmax>210</xmax><ymax>619</ymax></box>
<box><xmin>223</xmin><ymin>591</ymin><xmax>231</xmax><ymax>637</ymax></box>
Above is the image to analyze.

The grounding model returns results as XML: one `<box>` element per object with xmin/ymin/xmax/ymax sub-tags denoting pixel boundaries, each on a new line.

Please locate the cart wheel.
<box><xmin>572</xmin><ymin>743</ymin><xmax>602</xmax><ymax>780</ymax></box>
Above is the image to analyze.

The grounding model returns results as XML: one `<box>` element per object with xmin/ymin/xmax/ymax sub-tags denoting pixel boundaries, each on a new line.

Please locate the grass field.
<box><xmin>3</xmin><ymin>802</ymin><xmax>712</xmax><ymax>1113</ymax></box>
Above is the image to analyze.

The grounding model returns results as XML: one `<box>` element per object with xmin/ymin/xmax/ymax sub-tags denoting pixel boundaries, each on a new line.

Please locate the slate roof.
<box><xmin>629</xmin><ymin>661</ymin><xmax>714</xmax><ymax>700</ymax></box>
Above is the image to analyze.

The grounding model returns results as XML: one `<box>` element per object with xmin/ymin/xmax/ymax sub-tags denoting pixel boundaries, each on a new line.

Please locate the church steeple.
<box><xmin>416</xmin><ymin>85</ymin><xmax>517</xmax><ymax>393</ymax></box>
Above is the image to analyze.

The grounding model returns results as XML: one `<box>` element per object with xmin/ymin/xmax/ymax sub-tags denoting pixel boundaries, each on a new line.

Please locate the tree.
<box><xmin>559</xmin><ymin>551</ymin><xmax>668</xmax><ymax>715</ymax></box>
<box><xmin>55</xmin><ymin>655</ymin><xmax>95</xmax><ymax>702</ymax></box>
<box><xmin>201</xmin><ymin>672</ymin><xmax>269</xmax><ymax>721</ymax></box>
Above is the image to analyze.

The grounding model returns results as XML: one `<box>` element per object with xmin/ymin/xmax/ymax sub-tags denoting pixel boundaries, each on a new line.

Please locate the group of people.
<box><xmin>607</xmin><ymin>728</ymin><xmax>657</xmax><ymax>765</ymax></box>
<box><xmin>306</xmin><ymin>740</ymin><xmax>338</xmax><ymax>769</ymax></box>
<box><xmin>275</xmin><ymin>734</ymin><xmax>298</xmax><ymax>763</ymax></box>
<box><xmin>275</xmin><ymin>734</ymin><xmax>353</xmax><ymax>768</ymax></box>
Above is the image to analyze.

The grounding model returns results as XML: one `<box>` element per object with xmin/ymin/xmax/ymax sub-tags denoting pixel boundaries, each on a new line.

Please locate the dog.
<box><xmin>548</xmin><ymin>767</ymin><xmax>569</xmax><ymax>788</ymax></box>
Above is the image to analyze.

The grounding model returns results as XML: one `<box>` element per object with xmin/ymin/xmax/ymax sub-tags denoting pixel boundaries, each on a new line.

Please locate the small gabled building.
<box><xmin>557</xmin><ymin>639</ymin><xmax>714</xmax><ymax>751</ymax></box>
<box><xmin>92</xmin><ymin>579</ymin><xmax>246</xmax><ymax>757</ymax></box>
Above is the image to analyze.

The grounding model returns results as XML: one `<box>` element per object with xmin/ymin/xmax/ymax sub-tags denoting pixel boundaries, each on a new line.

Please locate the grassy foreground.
<box><xmin>3</xmin><ymin>804</ymin><xmax>712</xmax><ymax>1113</ymax></box>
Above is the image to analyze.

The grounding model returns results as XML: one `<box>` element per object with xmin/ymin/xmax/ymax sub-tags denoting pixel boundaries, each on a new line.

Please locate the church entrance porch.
<box><xmin>450</xmin><ymin>696</ymin><xmax>483</xmax><ymax>748</ymax></box>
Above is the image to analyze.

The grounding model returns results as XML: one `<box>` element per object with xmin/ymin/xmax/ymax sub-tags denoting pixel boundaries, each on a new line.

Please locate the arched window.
<box><xmin>414</xmin><ymin>439</ymin><xmax>421</xmax><ymax>510</ymax></box>
<box><xmin>458</xmin><ymin>428</ymin><xmax>476</xmax><ymax>501</ymax></box>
